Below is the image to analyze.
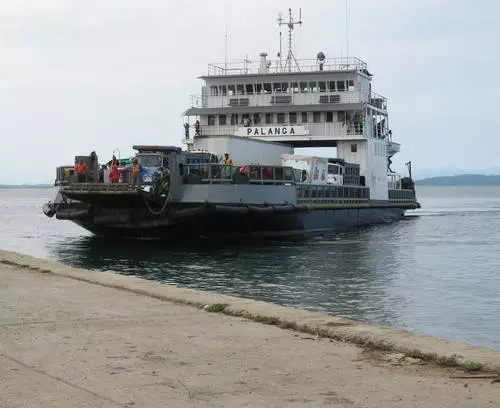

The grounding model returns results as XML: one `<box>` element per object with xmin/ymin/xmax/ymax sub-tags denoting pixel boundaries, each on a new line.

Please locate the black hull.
<box><xmin>70</xmin><ymin>206</ymin><xmax>407</xmax><ymax>239</ymax></box>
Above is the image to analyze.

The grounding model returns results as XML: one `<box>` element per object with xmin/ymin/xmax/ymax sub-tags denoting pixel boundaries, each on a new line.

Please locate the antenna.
<box><xmin>345</xmin><ymin>0</ymin><xmax>350</xmax><ymax>63</ymax></box>
<box><xmin>277</xmin><ymin>12</ymin><xmax>283</xmax><ymax>71</ymax></box>
<box><xmin>277</xmin><ymin>8</ymin><xmax>302</xmax><ymax>72</ymax></box>
<box><xmin>224</xmin><ymin>10</ymin><xmax>228</xmax><ymax>73</ymax></box>
<box><xmin>243</xmin><ymin>55</ymin><xmax>251</xmax><ymax>74</ymax></box>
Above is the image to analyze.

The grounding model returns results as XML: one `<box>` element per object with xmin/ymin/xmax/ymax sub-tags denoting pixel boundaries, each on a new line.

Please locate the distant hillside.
<box><xmin>416</xmin><ymin>174</ymin><xmax>500</xmax><ymax>186</ymax></box>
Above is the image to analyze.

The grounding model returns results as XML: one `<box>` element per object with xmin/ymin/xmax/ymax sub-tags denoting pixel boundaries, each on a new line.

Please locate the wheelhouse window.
<box><xmin>301</xmin><ymin>112</ymin><xmax>309</xmax><ymax>123</ymax></box>
<box><xmin>328</xmin><ymin>164</ymin><xmax>341</xmax><ymax>175</ymax></box>
<box><xmin>207</xmin><ymin>115</ymin><xmax>216</xmax><ymax>126</ymax></box>
<box><xmin>313</xmin><ymin>112</ymin><xmax>321</xmax><ymax>123</ymax></box>
<box><xmin>348</xmin><ymin>80</ymin><xmax>355</xmax><ymax>91</ymax></box>
<box><xmin>273</xmin><ymin>83</ymin><xmax>282</xmax><ymax>93</ymax></box>
<box><xmin>318</xmin><ymin>81</ymin><xmax>327</xmax><ymax>92</ymax></box>
<box><xmin>245</xmin><ymin>84</ymin><xmax>254</xmax><ymax>95</ymax></box>
<box><xmin>289</xmin><ymin>112</ymin><xmax>297</xmax><ymax>124</ymax></box>
<box><xmin>265</xmin><ymin>113</ymin><xmax>273</xmax><ymax>124</ymax></box>
<box><xmin>309</xmin><ymin>81</ymin><xmax>318</xmax><ymax>92</ymax></box>
<box><xmin>336</xmin><ymin>80</ymin><xmax>346</xmax><ymax>91</ymax></box>
<box><xmin>326</xmin><ymin>111</ymin><xmax>334</xmax><ymax>122</ymax></box>
<box><xmin>236</xmin><ymin>84</ymin><xmax>245</xmax><ymax>95</ymax></box>
<box><xmin>253</xmin><ymin>113</ymin><xmax>261</xmax><ymax>124</ymax></box>
<box><xmin>228</xmin><ymin>85</ymin><xmax>236</xmax><ymax>96</ymax></box>
<box><xmin>264</xmin><ymin>83</ymin><xmax>272</xmax><ymax>93</ymax></box>
<box><xmin>300</xmin><ymin>82</ymin><xmax>308</xmax><ymax>92</ymax></box>
<box><xmin>328</xmin><ymin>81</ymin><xmax>336</xmax><ymax>91</ymax></box>
<box><xmin>351</xmin><ymin>143</ymin><xmax>358</xmax><ymax>153</ymax></box>
<box><xmin>255</xmin><ymin>83</ymin><xmax>262</xmax><ymax>94</ymax></box>
<box><xmin>281</xmin><ymin>82</ymin><xmax>289</xmax><ymax>93</ymax></box>
<box><xmin>210</xmin><ymin>86</ymin><xmax>219</xmax><ymax>96</ymax></box>
<box><xmin>138</xmin><ymin>155</ymin><xmax>162</xmax><ymax>168</ymax></box>
<box><xmin>230</xmin><ymin>114</ymin><xmax>238</xmax><ymax>125</ymax></box>
<box><xmin>277</xmin><ymin>113</ymin><xmax>285</xmax><ymax>124</ymax></box>
<box><xmin>219</xmin><ymin>114</ymin><xmax>227</xmax><ymax>125</ymax></box>
<box><xmin>292</xmin><ymin>82</ymin><xmax>299</xmax><ymax>93</ymax></box>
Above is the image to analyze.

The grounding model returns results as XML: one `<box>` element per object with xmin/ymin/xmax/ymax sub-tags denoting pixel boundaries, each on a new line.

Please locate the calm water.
<box><xmin>1</xmin><ymin>186</ymin><xmax>500</xmax><ymax>349</ymax></box>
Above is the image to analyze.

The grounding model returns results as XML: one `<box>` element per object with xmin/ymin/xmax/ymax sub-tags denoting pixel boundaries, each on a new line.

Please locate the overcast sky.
<box><xmin>1</xmin><ymin>0</ymin><xmax>499</xmax><ymax>184</ymax></box>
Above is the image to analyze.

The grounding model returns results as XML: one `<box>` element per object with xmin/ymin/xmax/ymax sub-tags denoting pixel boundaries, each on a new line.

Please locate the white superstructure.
<box><xmin>184</xmin><ymin>9</ymin><xmax>399</xmax><ymax>201</ymax></box>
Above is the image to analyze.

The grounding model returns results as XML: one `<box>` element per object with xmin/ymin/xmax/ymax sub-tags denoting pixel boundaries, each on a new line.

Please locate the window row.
<box><xmin>209</xmin><ymin>80</ymin><xmax>355</xmax><ymax>96</ymax></box>
<box><xmin>206</xmin><ymin>111</ymin><xmax>362</xmax><ymax>126</ymax></box>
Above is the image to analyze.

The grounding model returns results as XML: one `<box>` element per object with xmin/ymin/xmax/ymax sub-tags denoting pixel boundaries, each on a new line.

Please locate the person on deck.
<box><xmin>184</xmin><ymin>123</ymin><xmax>190</xmax><ymax>139</ymax></box>
<box><xmin>194</xmin><ymin>120</ymin><xmax>201</xmax><ymax>136</ymax></box>
<box><xmin>108</xmin><ymin>156</ymin><xmax>120</xmax><ymax>183</ymax></box>
<box><xmin>131</xmin><ymin>158</ymin><xmax>142</xmax><ymax>187</ymax></box>
<box><xmin>222</xmin><ymin>153</ymin><xmax>233</xmax><ymax>179</ymax></box>
<box><xmin>75</xmin><ymin>160</ymin><xmax>88</xmax><ymax>183</ymax></box>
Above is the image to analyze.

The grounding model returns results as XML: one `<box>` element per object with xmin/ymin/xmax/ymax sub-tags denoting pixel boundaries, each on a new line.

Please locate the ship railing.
<box><xmin>388</xmin><ymin>189</ymin><xmax>415</xmax><ymax>201</ymax></box>
<box><xmin>387</xmin><ymin>174</ymin><xmax>401</xmax><ymax>190</ymax></box>
<box><xmin>296</xmin><ymin>184</ymin><xmax>370</xmax><ymax>204</ymax></box>
<box><xmin>198</xmin><ymin>122</ymin><xmax>365</xmax><ymax>139</ymax></box>
<box><xmin>182</xmin><ymin>164</ymin><xmax>296</xmax><ymax>185</ymax></box>
<box><xmin>60</xmin><ymin>183</ymin><xmax>138</xmax><ymax>192</ymax></box>
<box><xmin>370</xmin><ymin>91</ymin><xmax>388</xmax><ymax>110</ymax></box>
<box><xmin>206</xmin><ymin>57</ymin><xmax>368</xmax><ymax>76</ymax></box>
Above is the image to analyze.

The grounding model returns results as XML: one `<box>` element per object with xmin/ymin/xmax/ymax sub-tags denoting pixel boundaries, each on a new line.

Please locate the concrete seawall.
<box><xmin>1</xmin><ymin>249</ymin><xmax>499</xmax><ymax>373</ymax></box>
<box><xmin>1</xmin><ymin>249</ymin><xmax>500</xmax><ymax>407</ymax></box>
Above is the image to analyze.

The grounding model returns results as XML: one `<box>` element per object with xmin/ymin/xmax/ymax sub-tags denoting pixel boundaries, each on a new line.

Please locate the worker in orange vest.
<box><xmin>75</xmin><ymin>160</ymin><xmax>89</xmax><ymax>183</ymax></box>
<box><xmin>222</xmin><ymin>153</ymin><xmax>233</xmax><ymax>179</ymax></box>
<box><xmin>131</xmin><ymin>157</ymin><xmax>142</xmax><ymax>187</ymax></box>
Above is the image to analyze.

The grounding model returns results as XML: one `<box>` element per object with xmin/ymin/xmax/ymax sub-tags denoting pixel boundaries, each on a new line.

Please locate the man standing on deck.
<box><xmin>222</xmin><ymin>153</ymin><xmax>233</xmax><ymax>179</ymax></box>
<box><xmin>75</xmin><ymin>160</ymin><xmax>88</xmax><ymax>183</ymax></box>
<box><xmin>131</xmin><ymin>158</ymin><xmax>142</xmax><ymax>188</ymax></box>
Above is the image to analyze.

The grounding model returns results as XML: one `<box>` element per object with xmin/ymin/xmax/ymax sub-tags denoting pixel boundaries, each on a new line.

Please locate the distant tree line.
<box><xmin>416</xmin><ymin>174</ymin><xmax>500</xmax><ymax>186</ymax></box>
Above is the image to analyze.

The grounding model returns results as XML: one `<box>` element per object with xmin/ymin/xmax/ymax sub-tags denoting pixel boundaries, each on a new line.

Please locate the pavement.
<box><xmin>1</xmin><ymin>251</ymin><xmax>500</xmax><ymax>407</ymax></box>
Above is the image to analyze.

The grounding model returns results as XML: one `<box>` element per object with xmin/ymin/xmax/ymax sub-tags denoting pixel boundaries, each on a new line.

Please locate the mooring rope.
<box><xmin>143</xmin><ymin>191</ymin><xmax>170</xmax><ymax>216</ymax></box>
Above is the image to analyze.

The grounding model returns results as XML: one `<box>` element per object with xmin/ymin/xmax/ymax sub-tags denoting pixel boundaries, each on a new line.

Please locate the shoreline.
<box><xmin>2</xmin><ymin>249</ymin><xmax>499</xmax><ymax>374</ymax></box>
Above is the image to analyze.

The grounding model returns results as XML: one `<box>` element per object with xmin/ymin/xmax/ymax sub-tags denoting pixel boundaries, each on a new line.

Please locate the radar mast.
<box><xmin>277</xmin><ymin>8</ymin><xmax>302</xmax><ymax>72</ymax></box>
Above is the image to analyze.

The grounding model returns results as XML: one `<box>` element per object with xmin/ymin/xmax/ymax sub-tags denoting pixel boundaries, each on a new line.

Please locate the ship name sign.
<box><xmin>236</xmin><ymin>126</ymin><xmax>308</xmax><ymax>137</ymax></box>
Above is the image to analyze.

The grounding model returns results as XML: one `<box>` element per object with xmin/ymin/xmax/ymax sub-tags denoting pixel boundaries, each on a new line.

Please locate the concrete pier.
<box><xmin>1</xmin><ymin>250</ymin><xmax>499</xmax><ymax>407</ymax></box>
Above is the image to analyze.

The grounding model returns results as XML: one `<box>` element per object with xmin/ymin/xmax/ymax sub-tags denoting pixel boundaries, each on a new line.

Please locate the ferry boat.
<box><xmin>42</xmin><ymin>10</ymin><xmax>419</xmax><ymax>239</ymax></box>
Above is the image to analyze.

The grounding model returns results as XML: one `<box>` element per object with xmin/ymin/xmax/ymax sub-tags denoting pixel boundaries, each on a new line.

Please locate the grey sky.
<box><xmin>1</xmin><ymin>0</ymin><xmax>499</xmax><ymax>184</ymax></box>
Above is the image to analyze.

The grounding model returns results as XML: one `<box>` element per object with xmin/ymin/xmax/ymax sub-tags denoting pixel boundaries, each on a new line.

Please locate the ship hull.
<box><xmin>68</xmin><ymin>206</ymin><xmax>406</xmax><ymax>240</ymax></box>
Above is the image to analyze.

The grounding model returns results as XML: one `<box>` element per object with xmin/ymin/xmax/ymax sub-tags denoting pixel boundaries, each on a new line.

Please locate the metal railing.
<box><xmin>206</xmin><ymin>57</ymin><xmax>368</xmax><ymax>76</ymax></box>
<box><xmin>387</xmin><ymin>174</ymin><xmax>401</xmax><ymax>190</ymax></box>
<box><xmin>197</xmin><ymin>122</ymin><xmax>365</xmax><ymax>139</ymax></box>
<box><xmin>388</xmin><ymin>189</ymin><xmax>416</xmax><ymax>201</ymax></box>
<box><xmin>370</xmin><ymin>91</ymin><xmax>388</xmax><ymax>110</ymax></box>
<box><xmin>296</xmin><ymin>184</ymin><xmax>370</xmax><ymax>204</ymax></box>
<box><xmin>182</xmin><ymin>164</ymin><xmax>295</xmax><ymax>185</ymax></box>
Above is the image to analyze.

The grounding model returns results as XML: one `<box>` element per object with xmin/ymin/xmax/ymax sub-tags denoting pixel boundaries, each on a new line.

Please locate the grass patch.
<box><xmin>325</xmin><ymin>321</ymin><xmax>353</xmax><ymax>327</ymax></box>
<box><xmin>1</xmin><ymin>259</ymin><xmax>31</xmax><ymax>268</ymax></box>
<box><xmin>204</xmin><ymin>303</ymin><xmax>229</xmax><ymax>313</ymax></box>
<box><xmin>1</xmin><ymin>260</ymin><xmax>53</xmax><ymax>274</ymax></box>
<box><xmin>435</xmin><ymin>355</ymin><xmax>461</xmax><ymax>367</ymax></box>
<box><xmin>462</xmin><ymin>362</ymin><xmax>483</xmax><ymax>371</ymax></box>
